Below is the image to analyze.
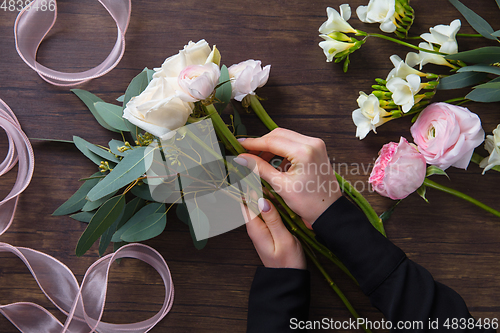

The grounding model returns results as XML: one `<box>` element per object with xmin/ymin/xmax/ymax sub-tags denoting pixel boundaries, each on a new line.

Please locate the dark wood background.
<box><xmin>0</xmin><ymin>0</ymin><xmax>499</xmax><ymax>331</ymax></box>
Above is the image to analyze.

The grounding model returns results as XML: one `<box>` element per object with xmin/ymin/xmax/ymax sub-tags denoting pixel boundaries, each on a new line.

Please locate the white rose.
<box><xmin>386</xmin><ymin>74</ymin><xmax>421</xmax><ymax>113</ymax></box>
<box><xmin>177</xmin><ymin>63</ymin><xmax>221</xmax><ymax>102</ymax></box>
<box><xmin>352</xmin><ymin>92</ymin><xmax>392</xmax><ymax>139</ymax></box>
<box><xmin>356</xmin><ymin>0</ymin><xmax>397</xmax><ymax>33</ymax></box>
<box><xmin>123</xmin><ymin>77</ymin><xmax>194</xmax><ymax>139</ymax></box>
<box><xmin>228</xmin><ymin>60</ymin><xmax>270</xmax><ymax>102</ymax></box>
<box><xmin>154</xmin><ymin>40</ymin><xmax>213</xmax><ymax>78</ymax></box>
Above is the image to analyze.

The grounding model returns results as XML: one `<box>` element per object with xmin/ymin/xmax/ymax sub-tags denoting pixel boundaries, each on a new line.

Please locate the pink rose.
<box><xmin>177</xmin><ymin>63</ymin><xmax>221</xmax><ymax>102</ymax></box>
<box><xmin>410</xmin><ymin>102</ymin><xmax>484</xmax><ymax>170</ymax></box>
<box><xmin>369</xmin><ymin>137</ymin><xmax>427</xmax><ymax>200</ymax></box>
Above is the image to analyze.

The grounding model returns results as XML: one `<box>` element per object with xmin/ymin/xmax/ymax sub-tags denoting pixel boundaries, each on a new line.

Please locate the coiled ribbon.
<box><xmin>0</xmin><ymin>99</ymin><xmax>174</xmax><ymax>332</ymax></box>
<box><xmin>14</xmin><ymin>0</ymin><xmax>131</xmax><ymax>86</ymax></box>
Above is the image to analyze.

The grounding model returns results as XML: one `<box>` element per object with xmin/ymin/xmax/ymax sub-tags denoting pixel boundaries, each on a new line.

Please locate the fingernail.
<box><xmin>233</xmin><ymin>156</ymin><xmax>248</xmax><ymax>167</ymax></box>
<box><xmin>258</xmin><ymin>198</ymin><xmax>271</xmax><ymax>213</ymax></box>
<box><xmin>237</xmin><ymin>138</ymin><xmax>247</xmax><ymax>142</ymax></box>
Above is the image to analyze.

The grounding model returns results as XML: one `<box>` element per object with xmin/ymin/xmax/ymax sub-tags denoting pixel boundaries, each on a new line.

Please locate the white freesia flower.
<box><xmin>319</xmin><ymin>5</ymin><xmax>357</xmax><ymax>34</ymax></box>
<box><xmin>356</xmin><ymin>0</ymin><xmax>397</xmax><ymax>33</ymax></box>
<box><xmin>228</xmin><ymin>60</ymin><xmax>271</xmax><ymax>102</ymax></box>
<box><xmin>386</xmin><ymin>54</ymin><xmax>425</xmax><ymax>81</ymax></box>
<box><xmin>124</xmin><ymin>40</ymin><xmax>218</xmax><ymax>139</ymax></box>
<box><xmin>352</xmin><ymin>92</ymin><xmax>392</xmax><ymax>139</ymax></box>
<box><xmin>386</xmin><ymin>74</ymin><xmax>421</xmax><ymax>113</ymax></box>
<box><xmin>480</xmin><ymin>124</ymin><xmax>500</xmax><ymax>174</ymax></box>
<box><xmin>177</xmin><ymin>63</ymin><xmax>221</xmax><ymax>102</ymax></box>
<box><xmin>319</xmin><ymin>35</ymin><xmax>355</xmax><ymax>62</ymax></box>
<box><xmin>421</xmin><ymin>19</ymin><xmax>461</xmax><ymax>54</ymax></box>
<box><xmin>123</xmin><ymin>77</ymin><xmax>194</xmax><ymax>139</ymax></box>
<box><xmin>406</xmin><ymin>42</ymin><xmax>451</xmax><ymax>70</ymax></box>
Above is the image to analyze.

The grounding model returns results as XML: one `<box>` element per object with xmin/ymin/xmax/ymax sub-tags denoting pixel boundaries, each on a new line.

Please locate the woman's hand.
<box><xmin>236</xmin><ymin>128</ymin><xmax>341</xmax><ymax>225</ymax></box>
<box><xmin>243</xmin><ymin>198</ymin><xmax>306</xmax><ymax>270</ymax></box>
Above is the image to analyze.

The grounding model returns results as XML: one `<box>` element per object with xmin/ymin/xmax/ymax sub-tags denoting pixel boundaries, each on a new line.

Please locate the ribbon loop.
<box><xmin>14</xmin><ymin>0</ymin><xmax>131</xmax><ymax>86</ymax></box>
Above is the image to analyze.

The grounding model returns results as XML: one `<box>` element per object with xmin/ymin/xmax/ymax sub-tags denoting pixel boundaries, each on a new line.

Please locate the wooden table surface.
<box><xmin>1</xmin><ymin>0</ymin><xmax>499</xmax><ymax>332</ymax></box>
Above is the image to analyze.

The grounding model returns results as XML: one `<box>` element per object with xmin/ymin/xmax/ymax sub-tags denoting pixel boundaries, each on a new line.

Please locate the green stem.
<box><xmin>423</xmin><ymin>178</ymin><xmax>500</xmax><ymax>218</ymax></box>
<box><xmin>457</xmin><ymin>33</ymin><xmax>484</xmax><ymax>38</ymax></box>
<box><xmin>302</xmin><ymin>245</ymin><xmax>372</xmax><ymax>333</ymax></box>
<box><xmin>205</xmin><ymin>104</ymin><xmax>246</xmax><ymax>154</ymax></box>
<box><xmin>471</xmin><ymin>153</ymin><xmax>500</xmax><ymax>172</ymax></box>
<box><xmin>335</xmin><ymin>172</ymin><xmax>386</xmax><ymax>236</ymax></box>
<box><xmin>358</xmin><ymin>31</ymin><xmax>447</xmax><ymax>56</ymax></box>
<box><xmin>249</xmin><ymin>95</ymin><xmax>279</xmax><ymax>130</ymax></box>
<box><xmin>442</xmin><ymin>97</ymin><xmax>469</xmax><ymax>104</ymax></box>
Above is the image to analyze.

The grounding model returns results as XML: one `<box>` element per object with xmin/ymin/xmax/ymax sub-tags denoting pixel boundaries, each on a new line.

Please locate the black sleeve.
<box><xmin>247</xmin><ymin>266</ymin><xmax>310</xmax><ymax>332</ymax></box>
<box><xmin>312</xmin><ymin>196</ymin><xmax>496</xmax><ymax>332</ymax></box>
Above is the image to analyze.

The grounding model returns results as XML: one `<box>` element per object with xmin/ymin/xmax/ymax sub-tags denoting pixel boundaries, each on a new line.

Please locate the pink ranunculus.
<box><xmin>410</xmin><ymin>102</ymin><xmax>485</xmax><ymax>170</ymax></box>
<box><xmin>177</xmin><ymin>63</ymin><xmax>221</xmax><ymax>102</ymax></box>
<box><xmin>369</xmin><ymin>137</ymin><xmax>427</xmax><ymax>200</ymax></box>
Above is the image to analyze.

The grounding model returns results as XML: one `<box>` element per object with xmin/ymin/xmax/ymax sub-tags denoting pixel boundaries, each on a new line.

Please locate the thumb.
<box><xmin>257</xmin><ymin>198</ymin><xmax>289</xmax><ymax>242</ymax></box>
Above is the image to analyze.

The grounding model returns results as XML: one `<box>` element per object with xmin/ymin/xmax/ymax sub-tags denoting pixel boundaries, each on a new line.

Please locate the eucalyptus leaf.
<box><xmin>497</xmin><ymin>0</ymin><xmax>500</xmax><ymax>10</ymax></box>
<box><xmin>87</xmin><ymin>147</ymin><xmax>154</xmax><ymax>201</ymax></box>
<box><xmin>466</xmin><ymin>82</ymin><xmax>500</xmax><ymax>102</ymax></box>
<box><xmin>458</xmin><ymin>64</ymin><xmax>500</xmax><ymax>76</ymax></box>
<box><xmin>71</xmin><ymin>89</ymin><xmax>118</xmax><ymax>132</ymax></box>
<box><xmin>448</xmin><ymin>0</ymin><xmax>497</xmax><ymax>40</ymax></box>
<box><xmin>122</xmin><ymin>70</ymin><xmax>151</xmax><ymax>140</ymax></box>
<box><xmin>76</xmin><ymin>195</ymin><xmax>125</xmax><ymax>257</ymax></box>
<box><xmin>94</xmin><ymin>102</ymin><xmax>129</xmax><ymax>132</ymax></box>
<box><xmin>130</xmin><ymin>183</ymin><xmax>155</xmax><ymax>201</ymax></box>
<box><xmin>109</xmin><ymin>139</ymin><xmax>128</xmax><ymax>157</ymax></box>
<box><xmin>426</xmin><ymin>165</ymin><xmax>449</xmax><ymax>179</ymax></box>
<box><xmin>176</xmin><ymin>202</ymin><xmax>190</xmax><ymax>225</ymax></box>
<box><xmin>116</xmin><ymin>197</ymin><xmax>147</xmax><ymax>232</ymax></box>
<box><xmin>82</xmin><ymin>190</ymin><xmax>118</xmax><ymax>212</ymax></box>
<box><xmin>146</xmin><ymin>68</ymin><xmax>155</xmax><ymax>83</ymax></box>
<box><xmin>492</xmin><ymin>30</ymin><xmax>500</xmax><ymax>38</ymax></box>
<box><xmin>379</xmin><ymin>200</ymin><xmax>401</xmax><ymax>223</ymax></box>
<box><xmin>214</xmin><ymin>65</ymin><xmax>232</xmax><ymax>114</ymax></box>
<box><xmin>446</xmin><ymin>46</ymin><xmax>500</xmax><ymax>64</ymax></box>
<box><xmin>120</xmin><ymin>213</ymin><xmax>167</xmax><ymax>242</ymax></box>
<box><xmin>111</xmin><ymin>203</ymin><xmax>165</xmax><ymax>242</ymax></box>
<box><xmin>73</xmin><ymin>136</ymin><xmax>120</xmax><ymax>165</ymax></box>
<box><xmin>437</xmin><ymin>72</ymin><xmax>488</xmax><ymax>90</ymax></box>
<box><xmin>52</xmin><ymin>172</ymin><xmax>101</xmax><ymax>215</ymax></box>
<box><xmin>70</xmin><ymin>211</ymin><xmax>95</xmax><ymax>223</ymax></box>
<box><xmin>99</xmin><ymin>206</ymin><xmax>125</xmax><ymax>256</ymax></box>
<box><xmin>116</xmin><ymin>94</ymin><xmax>125</xmax><ymax>102</ymax></box>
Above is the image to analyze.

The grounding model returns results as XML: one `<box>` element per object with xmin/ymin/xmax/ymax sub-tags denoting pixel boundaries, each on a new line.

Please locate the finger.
<box><xmin>258</xmin><ymin>198</ymin><xmax>291</xmax><ymax>243</ymax></box>
<box><xmin>233</xmin><ymin>154</ymin><xmax>284</xmax><ymax>189</ymax></box>
<box><xmin>242</xmin><ymin>203</ymin><xmax>274</xmax><ymax>252</ymax></box>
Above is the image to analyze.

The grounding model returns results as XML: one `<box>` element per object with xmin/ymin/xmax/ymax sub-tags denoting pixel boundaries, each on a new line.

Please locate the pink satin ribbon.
<box><xmin>14</xmin><ymin>0</ymin><xmax>131</xmax><ymax>86</ymax></box>
<box><xmin>0</xmin><ymin>99</ymin><xmax>174</xmax><ymax>332</ymax></box>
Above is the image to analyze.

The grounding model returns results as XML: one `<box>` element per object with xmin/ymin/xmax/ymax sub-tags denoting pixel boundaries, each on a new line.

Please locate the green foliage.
<box><xmin>70</xmin><ymin>211</ymin><xmax>95</xmax><ymax>223</ymax></box>
<box><xmin>76</xmin><ymin>195</ymin><xmax>126</xmax><ymax>256</ymax></box>
<box><xmin>466</xmin><ymin>82</ymin><xmax>500</xmax><ymax>102</ymax></box>
<box><xmin>214</xmin><ymin>65</ymin><xmax>232</xmax><ymax>114</ymax></box>
<box><xmin>458</xmin><ymin>64</ymin><xmax>500</xmax><ymax>76</ymax></box>
<box><xmin>86</xmin><ymin>147</ymin><xmax>152</xmax><ymax>201</ymax></box>
<box><xmin>122</xmin><ymin>69</ymin><xmax>153</xmax><ymax>141</ymax></box>
<box><xmin>417</xmin><ymin>184</ymin><xmax>429</xmax><ymax>203</ymax></box>
<box><xmin>426</xmin><ymin>166</ymin><xmax>449</xmax><ymax>179</ymax></box>
<box><xmin>120</xmin><ymin>213</ymin><xmax>167</xmax><ymax>242</ymax></box>
<box><xmin>446</xmin><ymin>46</ymin><xmax>500</xmax><ymax>64</ymax></box>
<box><xmin>71</xmin><ymin>89</ymin><xmax>119</xmax><ymax>132</ymax></box>
<box><xmin>52</xmin><ymin>172</ymin><xmax>101</xmax><ymax>215</ymax></box>
<box><xmin>448</xmin><ymin>0</ymin><xmax>498</xmax><ymax>40</ymax></box>
<box><xmin>73</xmin><ymin>136</ymin><xmax>120</xmax><ymax>165</ymax></box>
<box><xmin>111</xmin><ymin>203</ymin><xmax>165</xmax><ymax>242</ymax></box>
<box><xmin>437</xmin><ymin>72</ymin><xmax>488</xmax><ymax>90</ymax></box>
<box><xmin>94</xmin><ymin>102</ymin><xmax>129</xmax><ymax>132</ymax></box>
